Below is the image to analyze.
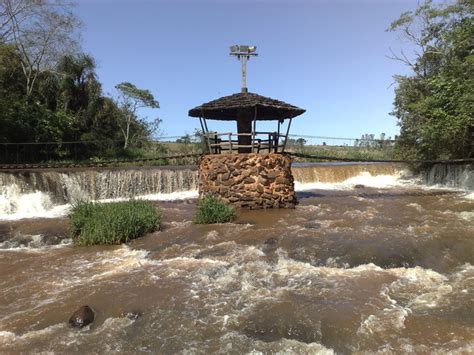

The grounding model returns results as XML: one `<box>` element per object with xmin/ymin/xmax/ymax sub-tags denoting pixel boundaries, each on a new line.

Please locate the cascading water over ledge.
<box><xmin>0</xmin><ymin>166</ymin><xmax>199</xmax><ymax>219</ymax></box>
<box><xmin>1</xmin><ymin>162</ymin><xmax>472</xmax><ymax>220</ymax></box>
<box><xmin>0</xmin><ymin>166</ymin><xmax>199</xmax><ymax>204</ymax></box>
<box><xmin>424</xmin><ymin>163</ymin><xmax>474</xmax><ymax>191</ymax></box>
<box><xmin>291</xmin><ymin>162</ymin><xmax>408</xmax><ymax>185</ymax></box>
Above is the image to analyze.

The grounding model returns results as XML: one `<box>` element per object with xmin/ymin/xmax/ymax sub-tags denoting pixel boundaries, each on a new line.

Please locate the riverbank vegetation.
<box><xmin>0</xmin><ymin>0</ymin><xmax>160</xmax><ymax>164</ymax></box>
<box><xmin>288</xmin><ymin>141</ymin><xmax>397</xmax><ymax>162</ymax></box>
<box><xmin>1</xmin><ymin>0</ymin><xmax>471</xmax><ymax>166</ymax></box>
<box><xmin>388</xmin><ymin>0</ymin><xmax>473</xmax><ymax>161</ymax></box>
<box><xmin>194</xmin><ymin>195</ymin><xmax>236</xmax><ymax>224</ymax></box>
<box><xmin>70</xmin><ymin>200</ymin><xmax>161</xmax><ymax>246</ymax></box>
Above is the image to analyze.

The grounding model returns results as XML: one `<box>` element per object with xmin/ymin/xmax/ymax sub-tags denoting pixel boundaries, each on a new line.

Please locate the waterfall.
<box><xmin>291</xmin><ymin>163</ymin><xmax>407</xmax><ymax>184</ymax></box>
<box><xmin>3</xmin><ymin>162</ymin><xmax>471</xmax><ymax>220</ymax></box>
<box><xmin>424</xmin><ymin>164</ymin><xmax>473</xmax><ymax>191</ymax></box>
<box><xmin>0</xmin><ymin>166</ymin><xmax>199</xmax><ymax>203</ymax></box>
<box><xmin>0</xmin><ymin>166</ymin><xmax>199</xmax><ymax>219</ymax></box>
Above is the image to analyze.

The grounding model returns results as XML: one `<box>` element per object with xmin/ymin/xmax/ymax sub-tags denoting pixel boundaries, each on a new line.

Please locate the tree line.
<box><xmin>388</xmin><ymin>0</ymin><xmax>473</xmax><ymax>161</ymax></box>
<box><xmin>1</xmin><ymin>0</ymin><xmax>472</xmax><ymax>164</ymax></box>
<box><xmin>0</xmin><ymin>0</ymin><xmax>160</xmax><ymax>163</ymax></box>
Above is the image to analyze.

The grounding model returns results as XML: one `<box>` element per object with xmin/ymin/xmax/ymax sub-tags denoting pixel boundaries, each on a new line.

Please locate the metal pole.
<box><xmin>241</xmin><ymin>55</ymin><xmax>248</xmax><ymax>93</ymax></box>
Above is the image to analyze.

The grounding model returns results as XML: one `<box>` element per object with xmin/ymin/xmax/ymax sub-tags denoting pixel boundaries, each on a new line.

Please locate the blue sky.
<box><xmin>76</xmin><ymin>0</ymin><xmax>423</xmax><ymax>140</ymax></box>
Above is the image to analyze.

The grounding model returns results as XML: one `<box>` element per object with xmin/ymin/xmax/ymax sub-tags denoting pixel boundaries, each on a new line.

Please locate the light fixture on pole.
<box><xmin>229</xmin><ymin>45</ymin><xmax>258</xmax><ymax>93</ymax></box>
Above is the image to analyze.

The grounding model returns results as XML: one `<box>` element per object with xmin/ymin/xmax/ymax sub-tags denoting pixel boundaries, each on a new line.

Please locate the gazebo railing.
<box><xmin>202</xmin><ymin>132</ymin><xmax>287</xmax><ymax>154</ymax></box>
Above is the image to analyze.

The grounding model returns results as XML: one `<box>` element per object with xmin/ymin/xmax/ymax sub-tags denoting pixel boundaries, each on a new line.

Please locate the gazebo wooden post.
<box><xmin>252</xmin><ymin>107</ymin><xmax>257</xmax><ymax>153</ymax></box>
<box><xmin>276</xmin><ymin>120</ymin><xmax>281</xmax><ymax>152</ymax></box>
<box><xmin>237</xmin><ymin>110</ymin><xmax>252</xmax><ymax>154</ymax></box>
<box><xmin>201</xmin><ymin>111</ymin><xmax>212</xmax><ymax>153</ymax></box>
<box><xmin>199</xmin><ymin>117</ymin><xmax>211</xmax><ymax>153</ymax></box>
<box><xmin>282</xmin><ymin>118</ymin><xmax>293</xmax><ymax>152</ymax></box>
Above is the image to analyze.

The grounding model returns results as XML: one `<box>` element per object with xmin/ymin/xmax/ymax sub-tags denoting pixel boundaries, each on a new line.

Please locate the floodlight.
<box><xmin>229</xmin><ymin>44</ymin><xmax>258</xmax><ymax>93</ymax></box>
<box><xmin>239</xmin><ymin>45</ymin><xmax>249</xmax><ymax>52</ymax></box>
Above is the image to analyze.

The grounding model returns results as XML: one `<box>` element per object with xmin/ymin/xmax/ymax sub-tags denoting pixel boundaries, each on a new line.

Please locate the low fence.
<box><xmin>0</xmin><ymin>134</ymin><xmax>398</xmax><ymax>165</ymax></box>
<box><xmin>203</xmin><ymin>131</ymin><xmax>286</xmax><ymax>154</ymax></box>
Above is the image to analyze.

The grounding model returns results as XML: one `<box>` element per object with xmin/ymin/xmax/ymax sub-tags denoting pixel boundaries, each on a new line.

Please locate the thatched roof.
<box><xmin>188</xmin><ymin>92</ymin><xmax>305</xmax><ymax>121</ymax></box>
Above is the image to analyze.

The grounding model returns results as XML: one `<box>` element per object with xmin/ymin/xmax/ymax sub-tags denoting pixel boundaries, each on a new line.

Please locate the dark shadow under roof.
<box><xmin>188</xmin><ymin>92</ymin><xmax>305</xmax><ymax>121</ymax></box>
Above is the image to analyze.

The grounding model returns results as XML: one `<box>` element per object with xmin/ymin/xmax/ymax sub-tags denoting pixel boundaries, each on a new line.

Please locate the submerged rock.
<box><xmin>69</xmin><ymin>305</ymin><xmax>95</xmax><ymax>328</ymax></box>
<box><xmin>304</xmin><ymin>221</ymin><xmax>321</xmax><ymax>230</ymax></box>
<box><xmin>241</xmin><ymin>301</ymin><xmax>321</xmax><ymax>344</ymax></box>
<box><xmin>354</xmin><ymin>184</ymin><xmax>365</xmax><ymax>189</ymax></box>
<box><xmin>264</xmin><ymin>237</ymin><xmax>279</xmax><ymax>246</ymax></box>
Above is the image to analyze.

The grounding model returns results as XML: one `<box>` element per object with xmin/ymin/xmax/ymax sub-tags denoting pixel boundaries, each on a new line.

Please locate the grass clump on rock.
<box><xmin>194</xmin><ymin>194</ymin><xmax>236</xmax><ymax>224</ymax></box>
<box><xmin>70</xmin><ymin>200</ymin><xmax>161</xmax><ymax>246</ymax></box>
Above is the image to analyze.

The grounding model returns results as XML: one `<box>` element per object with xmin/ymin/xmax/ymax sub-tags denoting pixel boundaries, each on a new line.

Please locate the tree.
<box><xmin>115</xmin><ymin>82</ymin><xmax>159</xmax><ymax>149</ymax></box>
<box><xmin>296</xmin><ymin>138</ymin><xmax>306</xmax><ymax>149</ymax></box>
<box><xmin>387</xmin><ymin>0</ymin><xmax>473</xmax><ymax>160</ymax></box>
<box><xmin>177</xmin><ymin>134</ymin><xmax>191</xmax><ymax>144</ymax></box>
<box><xmin>55</xmin><ymin>54</ymin><xmax>102</xmax><ymax>138</ymax></box>
<box><xmin>1</xmin><ymin>0</ymin><xmax>80</xmax><ymax>96</ymax></box>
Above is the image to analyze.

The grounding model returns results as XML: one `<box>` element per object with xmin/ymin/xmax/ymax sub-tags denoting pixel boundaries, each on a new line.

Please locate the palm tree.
<box><xmin>56</xmin><ymin>54</ymin><xmax>102</xmax><ymax>134</ymax></box>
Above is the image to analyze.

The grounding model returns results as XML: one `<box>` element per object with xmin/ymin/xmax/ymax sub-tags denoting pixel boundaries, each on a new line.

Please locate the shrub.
<box><xmin>194</xmin><ymin>194</ymin><xmax>236</xmax><ymax>224</ymax></box>
<box><xmin>69</xmin><ymin>200</ymin><xmax>161</xmax><ymax>246</ymax></box>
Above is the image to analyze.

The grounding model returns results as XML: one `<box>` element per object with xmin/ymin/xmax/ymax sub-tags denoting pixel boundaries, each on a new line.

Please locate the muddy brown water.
<box><xmin>1</xmin><ymin>182</ymin><xmax>473</xmax><ymax>353</ymax></box>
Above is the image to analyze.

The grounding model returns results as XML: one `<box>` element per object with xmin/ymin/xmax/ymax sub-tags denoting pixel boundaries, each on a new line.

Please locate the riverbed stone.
<box><xmin>199</xmin><ymin>153</ymin><xmax>296</xmax><ymax>209</ymax></box>
<box><xmin>69</xmin><ymin>305</ymin><xmax>95</xmax><ymax>328</ymax></box>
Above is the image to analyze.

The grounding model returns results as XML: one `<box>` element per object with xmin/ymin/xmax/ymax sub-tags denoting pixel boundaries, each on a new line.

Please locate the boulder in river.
<box><xmin>69</xmin><ymin>305</ymin><xmax>95</xmax><ymax>328</ymax></box>
<box><xmin>354</xmin><ymin>184</ymin><xmax>365</xmax><ymax>189</ymax></box>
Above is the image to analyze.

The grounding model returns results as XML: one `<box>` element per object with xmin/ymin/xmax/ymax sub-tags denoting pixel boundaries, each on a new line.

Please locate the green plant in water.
<box><xmin>194</xmin><ymin>194</ymin><xmax>236</xmax><ymax>224</ymax></box>
<box><xmin>69</xmin><ymin>200</ymin><xmax>162</xmax><ymax>246</ymax></box>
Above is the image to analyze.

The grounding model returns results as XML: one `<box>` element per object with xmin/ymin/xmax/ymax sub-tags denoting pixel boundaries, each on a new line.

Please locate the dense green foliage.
<box><xmin>70</xmin><ymin>200</ymin><xmax>162</xmax><ymax>246</ymax></box>
<box><xmin>194</xmin><ymin>195</ymin><xmax>236</xmax><ymax>224</ymax></box>
<box><xmin>0</xmin><ymin>1</ymin><xmax>160</xmax><ymax>163</ymax></box>
<box><xmin>388</xmin><ymin>0</ymin><xmax>473</xmax><ymax>160</ymax></box>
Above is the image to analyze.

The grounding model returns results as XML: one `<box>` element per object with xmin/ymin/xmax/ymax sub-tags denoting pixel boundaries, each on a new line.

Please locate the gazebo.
<box><xmin>188</xmin><ymin>45</ymin><xmax>305</xmax><ymax>209</ymax></box>
<box><xmin>189</xmin><ymin>92</ymin><xmax>305</xmax><ymax>154</ymax></box>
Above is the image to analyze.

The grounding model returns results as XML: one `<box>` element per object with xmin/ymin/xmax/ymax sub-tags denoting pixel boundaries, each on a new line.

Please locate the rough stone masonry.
<box><xmin>199</xmin><ymin>153</ymin><xmax>297</xmax><ymax>209</ymax></box>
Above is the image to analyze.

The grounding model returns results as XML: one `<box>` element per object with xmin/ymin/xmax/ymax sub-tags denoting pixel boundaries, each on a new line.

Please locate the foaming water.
<box><xmin>425</xmin><ymin>163</ymin><xmax>473</xmax><ymax>190</ymax></box>
<box><xmin>0</xmin><ymin>235</ymin><xmax>72</xmax><ymax>250</ymax></box>
<box><xmin>291</xmin><ymin>162</ymin><xmax>408</xmax><ymax>184</ymax></box>
<box><xmin>0</xmin><ymin>183</ymin><xmax>473</xmax><ymax>352</ymax></box>
<box><xmin>0</xmin><ymin>162</ymin><xmax>473</xmax><ymax>352</ymax></box>
<box><xmin>0</xmin><ymin>187</ymin><xmax>197</xmax><ymax>221</ymax></box>
<box><xmin>2</xmin><ymin>162</ymin><xmax>473</xmax><ymax>220</ymax></box>
<box><xmin>294</xmin><ymin>171</ymin><xmax>414</xmax><ymax>191</ymax></box>
<box><xmin>0</xmin><ymin>167</ymin><xmax>198</xmax><ymax>220</ymax></box>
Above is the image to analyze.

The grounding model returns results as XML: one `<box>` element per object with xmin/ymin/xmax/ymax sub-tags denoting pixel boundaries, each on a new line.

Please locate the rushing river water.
<box><xmin>0</xmin><ymin>163</ymin><xmax>473</xmax><ymax>353</ymax></box>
